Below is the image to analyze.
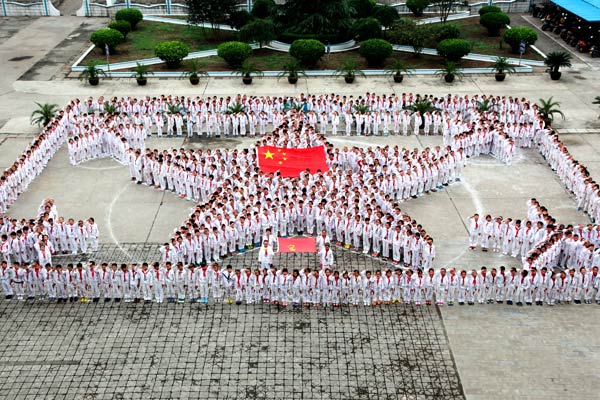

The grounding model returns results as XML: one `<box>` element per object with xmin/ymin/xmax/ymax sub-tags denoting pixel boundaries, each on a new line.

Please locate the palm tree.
<box><xmin>408</xmin><ymin>100</ymin><xmax>439</xmax><ymax>128</ymax></box>
<box><xmin>103</xmin><ymin>102</ymin><xmax>118</xmax><ymax>115</ymax></box>
<box><xmin>544</xmin><ymin>51</ymin><xmax>572</xmax><ymax>80</ymax></box>
<box><xmin>436</xmin><ymin>61</ymin><xmax>464</xmax><ymax>83</ymax></box>
<box><xmin>334</xmin><ymin>59</ymin><xmax>366</xmax><ymax>84</ymax></box>
<box><xmin>226</xmin><ymin>103</ymin><xmax>247</xmax><ymax>115</ymax></box>
<box><xmin>476</xmin><ymin>98</ymin><xmax>498</xmax><ymax>114</ymax></box>
<box><xmin>490</xmin><ymin>56</ymin><xmax>516</xmax><ymax>81</ymax></box>
<box><xmin>277</xmin><ymin>59</ymin><xmax>307</xmax><ymax>84</ymax></box>
<box><xmin>30</xmin><ymin>102</ymin><xmax>59</xmax><ymax>127</ymax></box>
<box><xmin>384</xmin><ymin>59</ymin><xmax>413</xmax><ymax>83</ymax></box>
<box><xmin>167</xmin><ymin>103</ymin><xmax>182</xmax><ymax>115</ymax></box>
<box><xmin>537</xmin><ymin>97</ymin><xmax>565</xmax><ymax>124</ymax></box>
<box><xmin>353</xmin><ymin>104</ymin><xmax>370</xmax><ymax>114</ymax></box>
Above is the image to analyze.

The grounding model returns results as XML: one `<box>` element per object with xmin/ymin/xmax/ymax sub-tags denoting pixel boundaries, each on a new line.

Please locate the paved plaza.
<box><xmin>1</xmin><ymin>15</ymin><xmax>600</xmax><ymax>400</ymax></box>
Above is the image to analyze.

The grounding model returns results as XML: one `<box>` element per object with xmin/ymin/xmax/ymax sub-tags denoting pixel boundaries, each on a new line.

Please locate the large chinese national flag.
<box><xmin>257</xmin><ymin>145</ymin><xmax>328</xmax><ymax>177</ymax></box>
<box><xmin>278</xmin><ymin>237</ymin><xmax>317</xmax><ymax>253</ymax></box>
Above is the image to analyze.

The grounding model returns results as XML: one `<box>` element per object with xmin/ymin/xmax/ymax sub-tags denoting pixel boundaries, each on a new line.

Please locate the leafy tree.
<box><xmin>251</xmin><ymin>0</ymin><xmax>276</xmax><ymax>19</ymax></box>
<box><xmin>239</xmin><ymin>19</ymin><xmax>276</xmax><ymax>48</ymax></box>
<box><xmin>228</xmin><ymin>10</ymin><xmax>252</xmax><ymax>30</ymax></box>
<box><xmin>349</xmin><ymin>0</ymin><xmax>376</xmax><ymax>18</ymax></box>
<box><xmin>351</xmin><ymin>18</ymin><xmax>382</xmax><ymax>41</ymax></box>
<box><xmin>373</xmin><ymin>5</ymin><xmax>399</xmax><ymax>29</ymax></box>
<box><xmin>30</xmin><ymin>102</ymin><xmax>59</xmax><ymax>127</ymax></box>
<box><xmin>187</xmin><ymin>0</ymin><xmax>238</xmax><ymax>31</ymax></box>
<box><xmin>431</xmin><ymin>0</ymin><xmax>467</xmax><ymax>23</ymax></box>
<box><xmin>280</xmin><ymin>0</ymin><xmax>352</xmax><ymax>36</ymax></box>
<box><xmin>406</xmin><ymin>0</ymin><xmax>430</xmax><ymax>17</ymax></box>
<box><xmin>407</xmin><ymin>25</ymin><xmax>431</xmax><ymax>56</ymax></box>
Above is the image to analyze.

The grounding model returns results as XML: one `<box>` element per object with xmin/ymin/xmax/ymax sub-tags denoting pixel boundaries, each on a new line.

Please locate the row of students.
<box><xmin>3</xmin><ymin>261</ymin><xmax>598</xmax><ymax>307</ymax></box>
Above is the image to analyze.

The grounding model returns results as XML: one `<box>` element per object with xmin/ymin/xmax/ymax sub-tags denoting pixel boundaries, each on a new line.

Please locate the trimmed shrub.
<box><xmin>480</xmin><ymin>12</ymin><xmax>510</xmax><ymax>36</ymax></box>
<box><xmin>217</xmin><ymin>41</ymin><xmax>253</xmax><ymax>67</ymax></box>
<box><xmin>359</xmin><ymin>38</ymin><xmax>393</xmax><ymax>67</ymax></box>
<box><xmin>239</xmin><ymin>19</ymin><xmax>276</xmax><ymax>48</ymax></box>
<box><xmin>107</xmin><ymin>20</ymin><xmax>131</xmax><ymax>38</ymax></box>
<box><xmin>289</xmin><ymin>39</ymin><xmax>325</xmax><ymax>67</ymax></box>
<box><xmin>228</xmin><ymin>10</ymin><xmax>252</xmax><ymax>30</ymax></box>
<box><xmin>478</xmin><ymin>5</ymin><xmax>502</xmax><ymax>15</ymax></box>
<box><xmin>155</xmin><ymin>41</ymin><xmax>190</xmax><ymax>69</ymax></box>
<box><xmin>90</xmin><ymin>28</ymin><xmax>125</xmax><ymax>54</ymax></box>
<box><xmin>436</xmin><ymin>38</ymin><xmax>472</xmax><ymax>62</ymax></box>
<box><xmin>503</xmin><ymin>26</ymin><xmax>538</xmax><ymax>53</ymax></box>
<box><xmin>429</xmin><ymin>23</ymin><xmax>460</xmax><ymax>44</ymax></box>
<box><xmin>251</xmin><ymin>0</ymin><xmax>276</xmax><ymax>19</ymax></box>
<box><xmin>373</xmin><ymin>4</ymin><xmax>399</xmax><ymax>29</ymax></box>
<box><xmin>351</xmin><ymin>18</ymin><xmax>382</xmax><ymax>41</ymax></box>
<box><xmin>115</xmin><ymin>8</ymin><xmax>143</xmax><ymax>30</ymax></box>
<box><xmin>406</xmin><ymin>0</ymin><xmax>430</xmax><ymax>17</ymax></box>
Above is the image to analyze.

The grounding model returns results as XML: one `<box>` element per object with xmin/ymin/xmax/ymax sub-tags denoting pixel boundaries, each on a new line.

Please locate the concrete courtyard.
<box><xmin>1</xmin><ymin>15</ymin><xmax>600</xmax><ymax>400</ymax></box>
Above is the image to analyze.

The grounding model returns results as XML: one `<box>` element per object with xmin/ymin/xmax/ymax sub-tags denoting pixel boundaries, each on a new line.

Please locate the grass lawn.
<box><xmin>83</xmin><ymin>20</ymin><xmax>235</xmax><ymax>65</ymax></box>
<box><xmin>140</xmin><ymin>48</ymin><xmax>491</xmax><ymax>73</ymax></box>
<box><xmin>431</xmin><ymin>17</ymin><xmax>544</xmax><ymax>61</ymax></box>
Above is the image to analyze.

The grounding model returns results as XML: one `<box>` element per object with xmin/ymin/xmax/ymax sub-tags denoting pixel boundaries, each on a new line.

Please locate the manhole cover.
<box><xmin>9</xmin><ymin>56</ymin><xmax>32</xmax><ymax>61</ymax></box>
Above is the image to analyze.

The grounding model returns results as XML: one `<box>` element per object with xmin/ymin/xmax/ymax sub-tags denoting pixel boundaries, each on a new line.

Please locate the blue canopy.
<box><xmin>552</xmin><ymin>0</ymin><xmax>600</xmax><ymax>22</ymax></box>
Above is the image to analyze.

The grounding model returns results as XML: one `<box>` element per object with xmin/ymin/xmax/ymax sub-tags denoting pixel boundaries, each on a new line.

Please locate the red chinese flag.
<box><xmin>257</xmin><ymin>145</ymin><xmax>328</xmax><ymax>177</ymax></box>
<box><xmin>278</xmin><ymin>237</ymin><xmax>317</xmax><ymax>253</ymax></box>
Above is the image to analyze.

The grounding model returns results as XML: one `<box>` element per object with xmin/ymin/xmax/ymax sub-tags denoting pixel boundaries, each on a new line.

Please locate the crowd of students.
<box><xmin>7</xmin><ymin>92</ymin><xmax>598</xmax><ymax>308</ymax></box>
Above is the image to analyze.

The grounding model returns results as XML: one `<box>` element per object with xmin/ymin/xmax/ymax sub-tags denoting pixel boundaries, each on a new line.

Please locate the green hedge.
<box><xmin>107</xmin><ymin>20</ymin><xmax>131</xmax><ymax>38</ymax></box>
<box><xmin>436</xmin><ymin>38</ymin><xmax>472</xmax><ymax>62</ymax></box>
<box><xmin>359</xmin><ymin>38</ymin><xmax>393</xmax><ymax>67</ymax></box>
<box><xmin>217</xmin><ymin>41</ymin><xmax>253</xmax><ymax>67</ymax></box>
<box><xmin>351</xmin><ymin>18</ymin><xmax>382</xmax><ymax>41</ymax></box>
<box><xmin>90</xmin><ymin>28</ymin><xmax>125</xmax><ymax>54</ymax></box>
<box><xmin>503</xmin><ymin>27</ymin><xmax>538</xmax><ymax>53</ymax></box>
<box><xmin>480</xmin><ymin>12</ymin><xmax>510</xmax><ymax>36</ymax></box>
<box><xmin>155</xmin><ymin>41</ymin><xmax>190</xmax><ymax>69</ymax></box>
<box><xmin>478</xmin><ymin>5</ymin><xmax>502</xmax><ymax>15</ymax></box>
<box><xmin>289</xmin><ymin>39</ymin><xmax>325</xmax><ymax>67</ymax></box>
<box><xmin>115</xmin><ymin>8</ymin><xmax>143</xmax><ymax>30</ymax></box>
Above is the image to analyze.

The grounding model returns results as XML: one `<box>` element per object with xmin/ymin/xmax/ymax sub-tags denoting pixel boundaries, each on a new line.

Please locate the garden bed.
<box><xmin>82</xmin><ymin>21</ymin><xmax>235</xmax><ymax>65</ymax></box>
<box><xmin>133</xmin><ymin>48</ymin><xmax>493</xmax><ymax>73</ymax></box>
<box><xmin>430</xmin><ymin>17</ymin><xmax>545</xmax><ymax>61</ymax></box>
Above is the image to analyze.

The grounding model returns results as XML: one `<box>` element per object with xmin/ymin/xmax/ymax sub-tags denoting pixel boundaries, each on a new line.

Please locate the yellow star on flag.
<box><xmin>264</xmin><ymin>150</ymin><xmax>274</xmax><ymax>159</ymax></box>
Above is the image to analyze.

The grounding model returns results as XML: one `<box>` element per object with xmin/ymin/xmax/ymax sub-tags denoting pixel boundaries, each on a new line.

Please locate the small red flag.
<box><xmin>278</xmin><ymin>237</ymin><xmax>317</xmax><ymax>253</ymax></box>
<box><xmin>257</xmin><ymin>145</ymin><xmax>328</xmax><ymax>177</ymax></box>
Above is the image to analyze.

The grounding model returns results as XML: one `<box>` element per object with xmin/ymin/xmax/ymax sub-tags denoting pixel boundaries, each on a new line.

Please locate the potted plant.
<box><xmin>537</xmin><ymin>97</ymin><xmax>564</xmax><ymax>125</ymax></box>
<box><xmin>384</xmin><ymin>59</ymin><xmax>413</xmax><ymax>83</ymax></box>
<box><xmin>182</xmin><ymin>59</ymin><xmax>207</xmax><ymax>85</ymax></box>
<box><xmin>131</xmin><ymin>62</ymin><xmax>153</xmax><ymax>86</ymax></box>
<box><xmin>334</xmin><ymin>59</ymin><xmax>366</xmax><ymax>84</ymax></box>
<box><xmin>408</xmin><ymin>100</ymin><xmax>439</xmax><ymax>128</ymax></box>
<box><xmin>436</xmin><ymin>61</ymin><xmax>464</xmax><ymax>83</ymax></box>
<box><xmin>544</xmin><ymin>51</ymin><xmax>573</xmax><ymax>81</ymax></box>
<box><xmin>491</xmin><ymin>56</ymin><xmax>516</xmax><ymax>81</ymax></box>
<box><xmin>235</xmin><ymin>60</ymin><xmax>264</xmax><ymax>85</ymax></box>
<box><xmin>78</xmin><ymin>61</ymin><xmax>107</xmax><ymax>86</ymax></box>
<box><xmin>277</xmin><ymin>59</ymin><xmax>307</xmax><ymax>84</ymax></box>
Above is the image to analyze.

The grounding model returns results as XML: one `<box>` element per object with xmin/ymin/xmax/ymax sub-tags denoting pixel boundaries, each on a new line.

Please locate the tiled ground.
<box><xmin>0</xmin><ymin>301</ymin><xmax>463</xmax><ymax>400</ymax></box>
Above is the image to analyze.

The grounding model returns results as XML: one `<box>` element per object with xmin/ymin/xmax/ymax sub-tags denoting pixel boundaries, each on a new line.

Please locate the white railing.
<box><xmin>1</xmin><ymin>0</ymin><xmax>60</xmax><ymax>16</ymax></box>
